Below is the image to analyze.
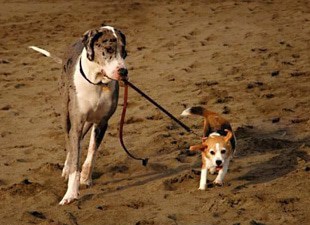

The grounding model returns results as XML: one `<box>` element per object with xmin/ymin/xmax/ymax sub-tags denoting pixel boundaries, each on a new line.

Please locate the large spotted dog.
<box><xmin>30</xmin><ymin>26</ymin><xmax>128</xmax><ymax>204</ymax></box>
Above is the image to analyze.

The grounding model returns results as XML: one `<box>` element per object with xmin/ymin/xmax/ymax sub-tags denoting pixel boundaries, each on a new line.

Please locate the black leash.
<box><xmin>123</xmin><ymin>80</ymin><xmax>199</xmax><ymax>137</ymax></box>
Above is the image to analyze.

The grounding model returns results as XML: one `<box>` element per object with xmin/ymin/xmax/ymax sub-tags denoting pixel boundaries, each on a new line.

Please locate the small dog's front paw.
<box><xmin>213</xmin><ymin>180</ymin><xmax>224</xmax><ymax>186</ymax></box>
<box><xmin>198</xmin><ymin>186</ymin><xmax>206</xmax><ymax>190</ymax></box>
<box><xmin>209</xmin><ymin>167</ymin><xmax>216</xmax><ymax>175</ymax></box>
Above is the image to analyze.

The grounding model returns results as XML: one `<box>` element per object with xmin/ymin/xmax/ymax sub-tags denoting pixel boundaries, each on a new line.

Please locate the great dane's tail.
<box><xmin>28</xmin><ymin>46</ymin><xmax>62</xmax><ymax>64</ymax></box>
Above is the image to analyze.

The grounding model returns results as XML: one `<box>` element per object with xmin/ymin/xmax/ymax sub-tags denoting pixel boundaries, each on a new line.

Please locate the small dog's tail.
<box><xmin>181</xmin><ymin>106</ymin><xmax>209</xmax><ymax>137</ymax></box>
<box><xmin>181</xmin><ymin>106</ymin><xmax>207</xmax><ymax>118</ymax></box>
<box><xmin>28</xmin><ymin>46</ymin><xmax>62</xmax><ymax>64</ymax></box>
<box><xmin>181</xmin><ymin>106</ymin><xmax>237</xmax><ymax>150</ymax></box>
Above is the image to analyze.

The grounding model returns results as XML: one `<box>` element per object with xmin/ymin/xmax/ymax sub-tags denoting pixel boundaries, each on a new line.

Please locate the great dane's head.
<box><xmin>82</xmin><ymin>26</ymin><xmax>127</xmax><ymax>82</ymax></box>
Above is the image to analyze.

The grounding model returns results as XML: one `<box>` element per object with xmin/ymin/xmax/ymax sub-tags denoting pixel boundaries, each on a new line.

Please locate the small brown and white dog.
<box><xmin>181</xmin><ymin>106</ymin><xmax>236</xmax><ymax>190</ymax></box>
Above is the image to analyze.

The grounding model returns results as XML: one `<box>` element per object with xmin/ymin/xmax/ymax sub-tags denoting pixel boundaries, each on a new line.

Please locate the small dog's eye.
<box><xmin>221</xmin><ymin>149</ymin><xmax>226</xmax><ymax>154</ymax></box>
<box><xmin>210</xmin><ymin>151</ymin><xmax>215</xmax><ymax>155</ymax></box>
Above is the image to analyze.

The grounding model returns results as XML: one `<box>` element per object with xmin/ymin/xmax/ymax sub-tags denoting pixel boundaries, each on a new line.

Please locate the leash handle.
<box><xmin>124</xmin><ymin>80</ymin><xmax>199</xmax><ymax>136</ymax></box>
<box><xmin>119</xmin><ymin>83</ymin><xmax>149</xmax><ymax>166</ymax></box>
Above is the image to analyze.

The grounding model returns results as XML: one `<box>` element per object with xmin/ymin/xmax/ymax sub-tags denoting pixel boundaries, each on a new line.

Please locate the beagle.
<box><xmin>181</xmin><ymin>106</ymin><xmax>236</xmax><ymax>190</ymax></box>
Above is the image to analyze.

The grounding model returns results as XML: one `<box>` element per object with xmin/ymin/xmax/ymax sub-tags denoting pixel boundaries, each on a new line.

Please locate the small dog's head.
<box><xmin>82</xmin><ymin>26</ymin><xmax>127</xmax><ymax>82</ymax></box>
<box><xmin>190</xmin><ymin>130</ymin><xmax>233</xmax><ymax>171</ymax></box>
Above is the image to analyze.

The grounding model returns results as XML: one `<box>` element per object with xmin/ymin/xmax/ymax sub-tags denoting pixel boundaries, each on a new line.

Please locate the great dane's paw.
<box><xmin>80</xmin><ymin>168</ymin><xmax>93</xmax><ymax>187</ymax></box>
<box><xmin>198</xmin><ymin>186</ymin><xmax>206</xmax><ymax>191</ymax></box>
<box><xmin>59</xmin><ymin>197</ymin><xmax>77</xmax><ymax>205</ymax></box>
<box><xmin>62</xmin><ymin>167</ymin><xmax>70</xmax><ymax>180</ymax></box>
<box><xmin>80</xmin><ymin>177</ymin><xmax>93</xmax><ymax>187</ymax></box>
<box><xmin>59</xmin><ymin>193</ymin><xmax>79</xmax><ymax>205</ymax></box>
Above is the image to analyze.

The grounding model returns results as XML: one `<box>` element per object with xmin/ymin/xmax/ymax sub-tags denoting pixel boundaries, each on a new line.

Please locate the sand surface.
<box><xmin>0</xmin><ymin>0</ymin><xmax>309</xmax><ymax>224</ymax></box>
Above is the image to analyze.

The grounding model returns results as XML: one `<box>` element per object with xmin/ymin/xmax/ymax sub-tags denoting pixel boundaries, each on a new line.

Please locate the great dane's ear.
<box><xmin>82</xmin><ymin>29</ymin><xmax>100</xmax><ymax>61</ymax></box>
<box><xmin>119</xmin><ymin>31</ymin><xmax>126</xmax><ymax>46</ymax></box>
<box><xmin>114</xmin><ymin>29</ymin><xmax>126</xmax><ymax>46</ymax></box>
<box><xmin>115</xmin><ymin>29</ymin><xmax>127</xmax><ymax>59</ymax></box>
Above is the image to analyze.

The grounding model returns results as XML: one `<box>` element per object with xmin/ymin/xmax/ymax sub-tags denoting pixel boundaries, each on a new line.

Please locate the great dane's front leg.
<box><xmin>61</xmin><ymin>110</ymin><xmax>71</xmax><ymax>180</ymax></box>
<box><xmin>80</xmin><ymin>122</ymin><xmax>108</xmax><ymax>186</ymax></box>
<box><xmin>59</xmin><ymin>117</ymin><xmax>85</xmax><ymax>205</ymax></box>
<box><xmin>61</xmin><ymin>140</ymin><xmax>71</xmax><ymax>180</ymax></box>
<box><xmin>62</xmin><ymin>121</ymin><xmax>92</xmax><ymax>180</ymax></box>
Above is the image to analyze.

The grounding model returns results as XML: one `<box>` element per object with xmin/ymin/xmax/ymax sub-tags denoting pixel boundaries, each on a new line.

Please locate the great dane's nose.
<box><xmin>216</xmin><ymin>160</ymin><xmax>222</xmax><ymax>166</ymax></box>
<box><xmin>118</xmin><ymin>68</ymin><xmax>128</xmax><ymax>77</ymax></box>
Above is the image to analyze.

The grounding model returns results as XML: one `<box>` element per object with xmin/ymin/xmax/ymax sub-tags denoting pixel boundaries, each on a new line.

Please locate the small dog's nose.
<box><xmin>118</xmin><ymin>68</ymin><xmax>128</xmax><ymax>77</ymax></box>
<box><xmin>216</xmin><ymin>160</ymin><xmax>222</xmax><ymax>166</ymax></box>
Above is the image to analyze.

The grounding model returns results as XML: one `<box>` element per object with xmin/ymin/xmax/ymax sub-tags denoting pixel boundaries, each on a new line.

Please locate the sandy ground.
<box><xmin>0</xmin><ymin>0</ymin><xmax>309</xmax><ymax>224</ymax></box>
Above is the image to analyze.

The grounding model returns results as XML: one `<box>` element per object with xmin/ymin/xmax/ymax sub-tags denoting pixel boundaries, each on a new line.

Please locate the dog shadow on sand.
<box><xmin>232</xmin><ymin>126</ymin><xmax>310</xmax><ymax>190</ymax></box>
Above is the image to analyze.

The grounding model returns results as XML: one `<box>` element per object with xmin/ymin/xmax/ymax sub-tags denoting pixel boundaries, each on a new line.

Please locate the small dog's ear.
<box><xmin>224</xmin><ymin>129</ymin><xmax>233</xmax><ymax>143</ymax></box>
<box><xmin>82</xmin><ymin>29</ymin><xmax>100</xmax><ymax>61</ymax></box>
<box><xmin>190</xmin><ymin>144</ymin><xmax>205</xmax><ymax>151</ymax></box>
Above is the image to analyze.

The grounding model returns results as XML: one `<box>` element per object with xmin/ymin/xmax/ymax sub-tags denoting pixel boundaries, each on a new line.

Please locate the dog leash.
<box><xmin>119</xmin><ymin>79</ymin><xmax>199</xmax><ymax>166</ymax></box>
<box><xmin>124</xmin><ymin>80</ymin><xmax>199</xmax><ymax>135</ymax></box>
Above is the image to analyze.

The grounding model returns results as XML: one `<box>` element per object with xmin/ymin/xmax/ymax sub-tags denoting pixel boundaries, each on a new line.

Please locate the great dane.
<box><xmin>30</xmin><ymin>25</ymin><xmax>128</xmax><ymax>204</ymax></box>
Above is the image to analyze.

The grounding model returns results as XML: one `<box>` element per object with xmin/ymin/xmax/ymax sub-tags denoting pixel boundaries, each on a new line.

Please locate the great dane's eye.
<box><xmin>95</xmin><ymin>43</ymin><xmax>101</xmax><ymax>47</ymax></box>
<box><xmin>210</xmin><ymin>150</ymin><xmax>215</xmax><ymax>155</ymax></box>
<box><xmin>221</xmin><ymin>149</ymin><xmax>226</xmax><ymax>154</ymax></box>
<box><xmin>106</xmin><ymin>47</ymin><xmax>114</xmax><ymax>54</ymax></box>
<box><xmin>110</xmin><ymin>38</ymin><xmax>117</xmax><ymax>42</ymax></box>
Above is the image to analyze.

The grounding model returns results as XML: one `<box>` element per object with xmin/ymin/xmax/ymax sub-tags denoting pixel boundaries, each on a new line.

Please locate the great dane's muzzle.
<box><xmin>118</xmin><ymin>68</ymin><xmax>128</xmax><ymax>80</ymax></box>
